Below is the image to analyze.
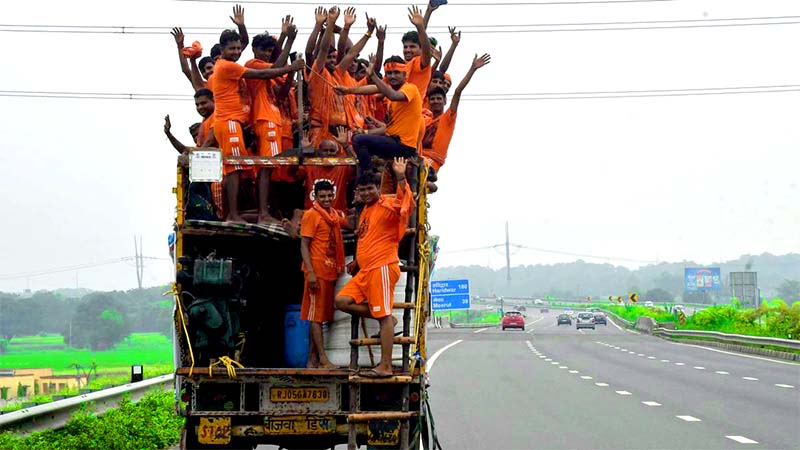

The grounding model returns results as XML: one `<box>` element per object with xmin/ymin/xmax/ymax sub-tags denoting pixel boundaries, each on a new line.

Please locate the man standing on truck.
<box><xmin>203</xmin><ymin>28</ymin><xmax>303</xmax><ymax>222</ymax></box>
<box><xmin>300</xmin><ymin>179</ymin><xmax>349</xmax><ymax>369</ymax></box>
<box><xmin>335</xmin><ymin>157</ymin><xmax>414</xmax><ymax>377</ymax></box>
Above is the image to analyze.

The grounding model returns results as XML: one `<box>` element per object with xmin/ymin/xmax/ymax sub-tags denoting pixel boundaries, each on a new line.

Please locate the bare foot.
<box><xmin>225</xmin><ymin>214</ymin><xmax>246</xmax><ymax>223</ymax></box>
<box><xmin>317</xmin><ymin>361</ymin><xmax>337</xmax><ymax>369</ymax></box>
<box><xmin>257</xmin><ymin>214</ymin><xmax>279</xmax><ymax>226</ymax></box>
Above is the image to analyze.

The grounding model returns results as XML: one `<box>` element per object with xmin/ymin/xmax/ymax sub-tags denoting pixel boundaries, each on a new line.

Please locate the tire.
<box><xmin>521</xmin><ymin>326</ymin><xmax>525</xmax><ymax>331</ymax></box>
<box><xmin>502</xmin><ymin>326</ymin><xmax>506</xmax><ymax>330</ymax></box>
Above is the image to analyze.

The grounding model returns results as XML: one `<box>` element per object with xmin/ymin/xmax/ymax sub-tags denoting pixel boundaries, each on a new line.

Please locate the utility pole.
<box><xmin>134</xmin><ymin>235</ymin><xmax>144</xmax><ymax>289</ymax></box>
<box><xmin>505</xmin><ymin>222</ymin><xmax>511</xmax><ymax>283</ymax></box>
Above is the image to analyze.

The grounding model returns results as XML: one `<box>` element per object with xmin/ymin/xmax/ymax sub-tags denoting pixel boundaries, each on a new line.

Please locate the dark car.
<box><xmin>593</xmin><ymin>313</ymin><xmax>607</xmax><ymax>325</ymax></box>
<box><xmin>557</xmin><ymin>313</ymin><xmax>572</xmax><ymax>326</ymax></box>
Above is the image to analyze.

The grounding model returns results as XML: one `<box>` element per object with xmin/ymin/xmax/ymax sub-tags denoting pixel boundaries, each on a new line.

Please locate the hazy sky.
<box><xmin>1</xmin><ymin>0</ymin><xmax>798</xmax><ymax>292</ymax></box>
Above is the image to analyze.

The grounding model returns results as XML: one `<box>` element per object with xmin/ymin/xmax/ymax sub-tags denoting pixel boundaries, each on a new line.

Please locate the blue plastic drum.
<box><xmin>284</xmin><ymin>304</ymin><xmax>310</xmax><ymax>367</ymax></box>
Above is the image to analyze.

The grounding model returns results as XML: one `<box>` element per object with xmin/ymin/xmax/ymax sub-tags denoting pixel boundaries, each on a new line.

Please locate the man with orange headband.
<box><xmin>335</xmin><ymin>157</ymin><xmax>414</xmax><ymax>378</ymax></box>
<box><xmin>422</xmin><ymin>53</ymin><xmax>491</xmax><ymax>176</ymax></box>
<box><xmin>334</xmin><ymin>56</ymin><xmax>422</xmax><ymax>173</ymax></box>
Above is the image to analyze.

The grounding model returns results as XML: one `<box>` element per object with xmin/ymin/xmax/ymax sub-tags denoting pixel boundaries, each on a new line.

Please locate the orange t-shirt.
<box><xmin>386</xmin><ymin>83</ymin><xmax>423</xmax><ymax>149</ymax></box>
<box><xmin>404</xmin><ymin>56</ymin><xmax>432</xmax><ymax>101</ymax></box>
<box><xmin>300</xmin><ymin>207</ymin><xmax>348</xmax><ymax>280</ymax></box>
<box><xmin>244</xmin><ymin>59</ymin><xmax>282</xmax><ymax>125</ymax></box>
<box><xmin>335</xmin><ymin>68</ymin><xmax>365</xmax><ymax>129</ymax></box>
<box><xmin>355</xmin><ymin>182</ymin><xmax>414</xmax><ymax>272</ymax></box>
<box><xmin>421</xmin><ymin>109</ymin><xmax>457</xmax><ymax>171</ymax></box>
<box><xmin>211</xmin><ymin>59</ymin><xmax>251</xmax><ymax>123</ymax></box>
<box><xmin>308</xmin><ymin>66</ymin><xmax>347</xmax><ymax>130</ymax></box>
<box><xmin>195</xmin><ymin>114</ymin><xmax>214</xmax><ymax>146</ymax></box>
<box><xmin>298</xmin><ymin>165</ymin><xmax>356</xmax><ymax>211</ymax></box>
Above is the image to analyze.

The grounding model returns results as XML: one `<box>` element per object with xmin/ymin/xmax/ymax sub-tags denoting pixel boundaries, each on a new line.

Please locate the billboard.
<box><xmin>684</xmin><ymin>267</ymin><xmax>722</xmax><ymax>292</ymax></box>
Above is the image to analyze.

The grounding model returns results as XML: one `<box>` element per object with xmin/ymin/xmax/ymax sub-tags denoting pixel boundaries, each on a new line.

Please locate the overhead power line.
<box><xmin>2</xmin><ymin>84</ymin><xmax>800</xmax><ymax>102</ymax></box>
<box><xmin>3</xmin><ymin>15</ymin><xmax>800</xmax><ymax>35</ymax></box>
<box><xmin>173</xmin><ymin>0</ymin><xmax>677</xmax><ymax>6</ymax></box>
<box><xmin>0</xmin><ymin>256</ymin><xmax>171</xmax><ymax>281</ymax></box>
<box><xmin>513</xmin><ymin>244</ymin><xmax>659</xmax><ymax>264</ymax></box>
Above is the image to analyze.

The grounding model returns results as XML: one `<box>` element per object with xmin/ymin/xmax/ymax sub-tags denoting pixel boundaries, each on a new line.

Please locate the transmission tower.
<box><xmin>133</xmin><ymin>235</ymin><xmax>144</xmax><ymax>289</ymax></box>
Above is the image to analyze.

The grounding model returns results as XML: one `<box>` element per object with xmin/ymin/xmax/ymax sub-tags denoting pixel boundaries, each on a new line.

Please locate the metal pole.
<box><xmin>505</xmin><ymin>222</ymin><xmax>511</xmax><ymax>283</ymax></box>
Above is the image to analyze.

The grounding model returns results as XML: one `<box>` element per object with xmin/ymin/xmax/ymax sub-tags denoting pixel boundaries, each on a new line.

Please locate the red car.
<box><xmin>501</xmin><ymin>311</ymin><xmax>525</xmax><ymax>331</ymax></box>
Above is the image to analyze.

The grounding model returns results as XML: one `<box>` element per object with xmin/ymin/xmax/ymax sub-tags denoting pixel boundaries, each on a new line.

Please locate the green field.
<box><xmin>1</xmin><ymin>333</ymin><xmax>173</xmax><ymax>374</ymax></box>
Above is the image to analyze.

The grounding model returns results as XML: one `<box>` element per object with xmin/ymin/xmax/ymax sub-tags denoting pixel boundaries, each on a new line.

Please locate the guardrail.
<box><xmin>0</xmin><ymin>374</ymin><xmax>174</xmax><ymax>435</ymax></box>
<box><xmin>652</xmin><ymin>328</ymin><xmax>800</xmax><ymax>351</ymax></box>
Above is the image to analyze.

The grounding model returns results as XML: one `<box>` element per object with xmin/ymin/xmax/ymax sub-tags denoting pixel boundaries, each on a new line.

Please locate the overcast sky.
<box><xmin>1</xmin><ymin>0</ymin><xmax>798</xmax><ymax>292</ymax></box>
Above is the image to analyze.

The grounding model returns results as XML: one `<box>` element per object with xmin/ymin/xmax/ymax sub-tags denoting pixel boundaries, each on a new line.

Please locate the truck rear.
<box><xmin>171</xmin><ymin>154</ymin><xmax>434</xmax><ymax>450</ymax></box>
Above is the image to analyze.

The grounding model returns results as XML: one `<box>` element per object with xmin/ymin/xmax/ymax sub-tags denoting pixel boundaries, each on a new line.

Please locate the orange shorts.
<box><xmin>254</xmin><ymin>120</ymin><xmax>281</xmax><ymax>157</ymax></box>
<box><xmin>301</xmin><ymin>276</ymin><xmax>336</xmax><ymax>323</ymax></box>
<box><xmin>213</xmin><ymin>119</ymin><xmax>251</xmax><ymax>175</ymax></box>
<box><xmin>337</xmin><ymin>264</ymin><xmax>400</xmax><ymax>319</ymax></box>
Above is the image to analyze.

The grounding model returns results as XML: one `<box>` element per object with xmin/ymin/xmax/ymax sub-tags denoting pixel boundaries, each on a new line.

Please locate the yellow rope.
<box><xmin>410</xmin><ymin>165</ymin><xmax>431</xmax><ymax>374</ymax></box>
<box><xmin>170</xmin><ymin>283</ymin><xmax>196</xmax><ymax>377</ymax></box>
<box><xmin>209</xmin><ymin>356</ymin><xmax>245</xmax><ymax>379</ymax></box>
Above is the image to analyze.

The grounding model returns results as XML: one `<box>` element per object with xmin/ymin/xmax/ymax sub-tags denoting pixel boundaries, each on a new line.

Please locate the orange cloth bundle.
<box><xmin>181</xmin><ymin>41</ymin><xmax>203</xmax><ymax>58</ymax></box>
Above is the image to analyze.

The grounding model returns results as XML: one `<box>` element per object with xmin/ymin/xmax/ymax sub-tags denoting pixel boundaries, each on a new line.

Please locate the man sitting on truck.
<box><xmin>335</xmin><ymin>157</ymin><xmax>414</xmax><ymax>377</ymax></box>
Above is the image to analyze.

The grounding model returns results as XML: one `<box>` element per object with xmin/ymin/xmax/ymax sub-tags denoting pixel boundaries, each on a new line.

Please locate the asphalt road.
<box><xmin>426</xmin><ymin>309</ymin><xmax>800</xmax><ymax>450</ymax></box>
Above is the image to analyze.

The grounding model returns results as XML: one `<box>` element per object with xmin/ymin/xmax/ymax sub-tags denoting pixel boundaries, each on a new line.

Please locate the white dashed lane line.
<box><xmin>676</xmin><ymin>415</ymin><xmax>702</xmax><ymax>422</ymax></box>
<box><xmin>715</xmin><ymin>371</ymin><xmax>729</xmax><ymax>375</ymax></box>
<box><xmin>742</xmin><ymin>377</ymin><xmax>759</xmax><ymax>381</ymax></box>
<box><xmin>675</xmin><ymin>363</ymin><xmax>686</xmax><ymax>366</ymax></box>
<box><xmin>693</xmin><ymin>366</ymin><xmax>706</xmax><ymax>370</ymax></box>
<box><xmin>726</xmin><ymin>436</ymin><xmax>759</xmax><ymax>444</ymax></box>
<box><xmin>660</xmin><ymin>359</ymin><xmax>670</xmax><ymax>363</ymax></box>
<box><xmin>595</xmin><ymin>383</ymin><xmax>609</xmax><ymax>387</ymax></box>
<box><xmin>642</xmin><ymin>401</ymin><xmax>662</xmax><ymax>407</ymax></box>
<box><xmin>568</xmin><ymin>370</ymin><xmax>579</xmax><ymax>374</ymax></box>
<box><xmin>775</xmin><ymin>384</ymin><xmax>795</xmax><ymax>388</ymax></box>
<box><xmin>615</xmin><ymin>391</ymin><xmax>632</xmax><ymax>396</ymax></box>
<box><xmin>580</xmin><ymin>376</ymin><xmax>593</xmax><ymax>380</ymax></box>
<box><xmin>473</xmin><ymin>328</ymin><xmax>488</xmax><ymax>334</ymax></box>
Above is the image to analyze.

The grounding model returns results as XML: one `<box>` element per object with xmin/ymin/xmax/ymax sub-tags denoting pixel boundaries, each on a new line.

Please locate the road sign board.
<box><xmin>431</xmin><ymin>279</ymin><xmax>470</xmax><ymax>311</ymax></box>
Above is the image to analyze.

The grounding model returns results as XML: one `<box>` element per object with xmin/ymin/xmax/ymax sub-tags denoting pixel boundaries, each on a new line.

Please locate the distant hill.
<box><xmin>433</xmin><ymin>253</ymin><xmax>800</xmax><ymax>302</ymax></box>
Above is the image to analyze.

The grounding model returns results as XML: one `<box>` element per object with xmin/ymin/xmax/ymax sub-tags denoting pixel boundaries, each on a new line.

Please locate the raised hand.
<box><xmin>286</xmin><ymin>22</ymin><xmax>298</xmax><ymax>40</ymax></box>
<box><xmin>343</xmin><ymin>7</ymin><xmax>357</xmax><ymax>27</ymax></box>
<box><xmin>408</xmin><ymin>5</ymin><xmax>424</xmax><ymax>27</ymax></box>
<box><xmin>472</xmin><ymin>53</ymin><xmax>491</xmax><ymax>70</ymax></box>
<box><xmin>314</xmin><ymin>6</ymin><xmax>327</xmax><ymax>25</ymax></box>
<box><xmin>281</xmin><ymin>15</ymin><xmax>294</xmax><ymax>35</ymax></box>
<box><xmin>376</xmin><ymin>24</ymin><xmax>386</xmax><ymax>41</ymax></box>
<box><xmin>170</xmin><ymin>27</ymin><xmax>185</xmax><ymax>47</ymax></box>
<box><xmin>365</xmin><ymin>54</ymin><xmax>376</xmax><ymax>76</ymax></box>
<box><xmin>230</xmin><ymin>4</ymin><xmax>245</xmax><ymax>27</ymax></box>
<box><xmin>449</xmin><ymin>26</ymin><xmax>461</xmax><ymax>45</ymax></box>
<box><xmin>431</xmin><ymin>46</ymin><xmax>442</xmax><ymax>62</ymax></box>
<box><xmin>290</xmin><ymin>57</ymin><xmax>305</xmax><ymax>71</ymax></box>
<box><xmin>163</xmin><ymin>115</ymin><xmax>172</xmax><ymax>134</ymax></box>
<box><xmin>301</xmin><ymin>129</ymin><xmax>312</xmax><ymax>148</ymax></box>
<box><xmin>334</xmin><ymin>126</ymin><xmax>349</xmax><ymax>146</ymax></box>
<box><xmin>327</xmin><ymin>6</ymin><xmax>340</xmax><ymax>23</ymax></box>
<box><xmin>392</xmin><ymin>157</ymin><xmax>408</xmax><ymax>179</ymax></box>
<box><xmin>365</xmin><ymin>13</ymin><xmax>377</xmax><ymax>33</ymax></box>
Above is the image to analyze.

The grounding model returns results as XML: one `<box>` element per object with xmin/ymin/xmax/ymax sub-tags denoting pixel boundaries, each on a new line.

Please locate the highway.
<box><xmin>426</xmin><ymin>309</ymin><xmax>800</xmax><ymax>450</ymax></box>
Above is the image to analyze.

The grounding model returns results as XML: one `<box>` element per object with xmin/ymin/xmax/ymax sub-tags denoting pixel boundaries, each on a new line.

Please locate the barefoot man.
<box><xmin>335</xmin><ymin>157</ymin><xmax>414</xmax><ymax>377</ymax></box>
<box><xmin>300</xmin><ymin>180</ymin><xmax>349</xmax><ymax>368</ymax></box>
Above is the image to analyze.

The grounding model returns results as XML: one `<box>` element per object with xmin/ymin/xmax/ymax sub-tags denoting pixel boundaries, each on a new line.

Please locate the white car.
<box><xmin>644</xmin><ymin>301</ymin><xmax>654</xmax><ymax>307</ymax></box>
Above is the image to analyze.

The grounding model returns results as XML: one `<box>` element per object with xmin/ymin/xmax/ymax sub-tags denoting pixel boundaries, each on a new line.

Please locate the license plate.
<box><xmin>368</xmin><ymin>420</ymin><xmax>400</xmax><ymax>446</ymax></box>
<box><xmin>270</xmin><ymin>387</ymin><xmax>330</xmax><ymax>403</ymax></box>
<box><xmin>264</xmin><ymin>415</ymin><xmax>336</xmax><ymax>435</ymax></box>
<box><xmin>197</xmin><ymin>417</ymin><xmax>232</xmax><ymax>445</ymax></box>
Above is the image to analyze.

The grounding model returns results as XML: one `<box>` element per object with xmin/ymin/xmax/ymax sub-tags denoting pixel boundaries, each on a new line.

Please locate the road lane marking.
<box><xmin>538</xmin><ymin>356</ymin><xmax>547</xmax><ymax>358</ymax></box>
<box><xmin>715</xmin><ymin>371</ymin><xmax>729</xmax><ymax>375</ymax></box>
<box><xmin>580</xmin><ymin>375</ymin><xmax>593</xmax><ymax>380</ymax></box>
<box><xmin>625</xmin><ymin>329</ymin><xmax>640</xmax><ymax>334</ymax></box>
<box><xmin>668</xmin><ymin>342</ymin><xmax>800</xmax><ymax>366</ymax></box>
<box><xmin>608</xmin><ymin>318</ymin><xmax>623</xmax><ymax>331</ymax></box>
<box><xmin>427</xmin><ymin>339</ymin><xmax>463</xmax><ymax>372</ymax></box>
<box><xmin>620</xmin><ymin>349</ymin><xmax>628</xmax><ymax>352</ymax></box>
<box><xmin>726</xmin><ymin>436</ymin><xmax>758</xmax><ymax>444</ymax></box>
<box><xmin>473</xmin><ymin>328</ymin><xmax>488</xmax><ymax>333</ymax></box>
<box><xmin>569</xmin><ymin>370</ymin><xmax>579</xmax><ymax>374</ymax></box>
<box><xmin>525</xmin><ymin>317</ymin><xmax>545</xmax><ymax>328</ymax></box>
<box><xmin>742</xmin><ymin>377</ymin><xmax>759</xmax><ymax>381</ymax></box>
<box><xmin>578</xmin><ymin>329</ymin><xmax>585</xmax><ymax>334</ymax></box>
<box><xmin>675</xmin><ymin>363</ymin><xmax>685</xmax><ymax>366</ymax></box>
<box><xmin>558</xmin><ymin>366</ymin><xmax>568</xmax><ymax>369</ymax></box>
<box><xmin>647</xmin><ymin>356</ymin><xmax>656</xmax><ymax>359</ymax></box>
<box><xmin>615</xmin><ymin>391</ymin><xmax>632</xmax><ymax>395</ymax></box>
<box><xmin>642</xmin><ymin>401</ymin><xmax>662</xmax><ymax>406</ymax></box>
<box><xmin>595</xmin><ymin>383</ymin><xmax>609</xmax><ymax>387</ymax></box>
<box><xmin>550</xmin><ymin>362</ymin><xmax>559</xmax><ymax>365</ymax></box>
<box><xmin>660</xmin><ymin>359</ymin><xmax>670</xmax><ymax>362</ymax></box>
<box><xmin>693</xmin><ymin>366</ymin><xmax>706</xmax><ymax>370</ymax></box>
<box><xmin>545</xmin><ymin>358</ymin><xmax>552</xmax><ymax>361</ymax></box>
<box><xmin>637</xmin><ymin>353</ymin><xmax>645</xmax><ymax>357</ymax></box>
<box><xmin>676</xmin><ymin>415</ymin><xmax>702</xmax><ymax>422</ymax></box>
<box><xmin>613</xmin><ymin>346</ymin><xmax>620</xmax><ymax>349</ymax></box>
<box><xmin>629</xmin><ymin>351</ymin><xmax>636</xmax><ymax>354</ymax></box>
<box><xmin>775</xmin><ymin>384</ymin><xmax>794</xmax><ymax>388</ymax></box>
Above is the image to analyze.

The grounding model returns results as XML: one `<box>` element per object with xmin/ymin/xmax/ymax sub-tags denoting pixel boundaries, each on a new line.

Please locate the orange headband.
<box><xmin>384</xmin><ymin>62</ymin><xmax>407</xmax><ymax>72</ymax></box>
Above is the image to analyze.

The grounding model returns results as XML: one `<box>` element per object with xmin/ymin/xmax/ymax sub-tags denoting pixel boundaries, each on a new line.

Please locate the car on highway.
<box><xmin>556</xmin><ymin>313</ymin><xmax>572</xmax><ymax>326</ymax></box>
<box><xmin>540</xmin><ymin>306</ymin><xmax>549</xmax><ymax>313</ymax></box>
<box><xmin>576</xmin><ymin>312</ymin><xmax>596</xmax><ymax>330</ymax></box>
<box><xmin>501</xmin><ymin>311</ymin><xmax>525</xmax><ymax>330</ymax></box>
<box><xmin>593</xmin><ymin>312</ymin><xmax>607</xmax><ymax>325</ymax></box>
<box><xmin>564</xmin><ymin>309</ymin><xmax>575</xmax><ymax>319</ymax></box>
<box><xmin>644</xmin><ymin>301</ymin><xmax>654</xmax><ymax>307</ymax></box>
<box><xmin>534</xmin><ymin>299</ymin><xmax>544</xmax><ymax>305</ymax></box>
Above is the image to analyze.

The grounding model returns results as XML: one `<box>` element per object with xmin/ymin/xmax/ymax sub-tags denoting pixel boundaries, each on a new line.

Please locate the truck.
<box><xmin>171</xmin><ymin>152</ymin><xmax>436</xmax><ymax>450</ymax></box>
